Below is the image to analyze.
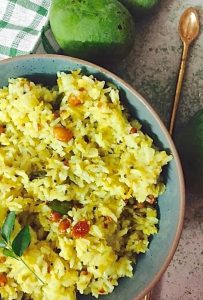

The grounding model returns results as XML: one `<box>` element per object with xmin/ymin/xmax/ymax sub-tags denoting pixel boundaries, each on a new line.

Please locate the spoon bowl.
<box><xmin>179</xmin><ymin>7</ymin><xmax>200</xmax><ymax>45</ymax></box>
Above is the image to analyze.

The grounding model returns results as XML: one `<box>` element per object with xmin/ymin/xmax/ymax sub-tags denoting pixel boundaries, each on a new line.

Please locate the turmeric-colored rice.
<box><xmin>0</xmin><ymin>71</ymin><xmax>171</xmax><ymax>300</ymax></box>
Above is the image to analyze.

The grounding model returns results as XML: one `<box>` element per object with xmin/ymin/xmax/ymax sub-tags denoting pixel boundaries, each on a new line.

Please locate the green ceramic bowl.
<box><xmin>0</xmin><ymin>54</ymin><xmax>185</xmax><ymax>300</ymax></box>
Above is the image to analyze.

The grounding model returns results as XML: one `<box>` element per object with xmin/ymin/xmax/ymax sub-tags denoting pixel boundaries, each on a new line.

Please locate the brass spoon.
<box><xmin>142</xmin><ymin>7</ymin><xmax>200</xmax><ymax>300</ymax></box>
<box><xmin>169</xmin><ymin>7</ymin><xmax>200</xmax><ymax>135</ymax></box>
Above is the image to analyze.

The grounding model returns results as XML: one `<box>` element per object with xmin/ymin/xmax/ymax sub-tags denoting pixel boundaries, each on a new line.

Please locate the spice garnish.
<box><xmin>29</xmin><ymin>171</ymin><xmax>46</xmax><ymax>181</ymax></box>
<box><xmin>48</xmin><ymin>200</ymin><xmax>72</xmax><ymax>215</ymax></box>
<box><xmin>0</xmin><ymin>212</ymin><xmax>44</xmax><ymax>284</ymax></box>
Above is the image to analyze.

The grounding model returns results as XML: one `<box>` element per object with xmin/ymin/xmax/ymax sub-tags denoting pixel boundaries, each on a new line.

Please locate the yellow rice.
<box><xmin>0</xmin><ymin>70</ymin><xmax>171</xmax><ymax>300</ymax></box>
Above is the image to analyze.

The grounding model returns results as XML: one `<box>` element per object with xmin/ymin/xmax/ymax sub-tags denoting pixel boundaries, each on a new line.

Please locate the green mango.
<box><xmin>50</xmin><ymin>0</ymin><xmax>135</xmax><ymax>63</ymax></box>
<box><xmin>177</xmin><ymin>109</ymin><xmax>203</xmax><ymax>193</ymax></box>
<box><xmin>119</xmin><ymin>0</ymin><xmax>159</xmax><ymax>14</ymax></box>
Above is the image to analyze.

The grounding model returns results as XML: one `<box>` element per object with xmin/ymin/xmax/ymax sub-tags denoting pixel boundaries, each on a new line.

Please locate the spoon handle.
<box><xmin>142</xmin><ymin>291</ymin><xmax>151</xmax><ymax>300</ymax></box>
<box><xmin>169</xmin><ymin>42</ymin><xmax>189</xmax><ymax>135</ymax></box>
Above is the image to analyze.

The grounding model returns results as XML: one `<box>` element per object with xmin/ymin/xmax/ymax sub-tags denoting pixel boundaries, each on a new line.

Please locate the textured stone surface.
<box><xmin>151</xmin><ymin>194</ymin><xmax>203</xmax><ymax>300</ymax></box>
<box><xmin>108</xmin><ymin>0</ymin><xmax>203</xmax><ymax>299</ymax></box>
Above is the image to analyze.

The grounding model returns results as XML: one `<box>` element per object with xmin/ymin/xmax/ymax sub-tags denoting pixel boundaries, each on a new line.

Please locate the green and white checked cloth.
<box><xmin>0</xmin><ymin>0</ymin><xmax>60</xmax><ymax>60</ymax></box>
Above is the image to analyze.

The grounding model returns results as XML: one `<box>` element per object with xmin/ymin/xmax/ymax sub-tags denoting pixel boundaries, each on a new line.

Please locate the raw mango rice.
<box><xmin>0</xmin><ymin>70</ymin><xmax>171</xmax><ymax>299</ymax></box>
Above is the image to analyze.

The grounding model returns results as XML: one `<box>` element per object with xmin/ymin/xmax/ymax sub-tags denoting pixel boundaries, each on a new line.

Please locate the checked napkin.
<box><xmin>0</xmin><ymin>0</ymin><xmax>60</xmax><ymax>60</ymax></box>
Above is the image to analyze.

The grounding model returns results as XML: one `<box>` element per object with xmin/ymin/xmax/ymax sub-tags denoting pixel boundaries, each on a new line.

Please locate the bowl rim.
<box><xmin>0</xmin><ymin>54</ymin><xmax>185</xmax><ymax>300</ymax></box>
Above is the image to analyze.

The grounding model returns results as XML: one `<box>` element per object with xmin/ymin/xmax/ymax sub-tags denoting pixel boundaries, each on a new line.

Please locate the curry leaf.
<box><xmin>52</xmin><ymin>92</ymin><xmax>64</xmax><ymax>111</ymax></box>
<box><xmin>1</xmin><ymin>211</ymin><xmax>15</xmax><ymax>242</ymax></box>
<box><xmin>3</xmin><ymin>248</ymin><xmax>17</xmax><ymax>259</ymax></box>
<box><xmin>0</xmin><ymin>212</ymin><xmax>44</xmax><ymax>284</ymax></box>
<box><xmin>48</xmin><ymin>200</ymin><xmax>72</xmax><ymax>215</ymax></box>
<box><xmin>12</xmin><ymin>226</ymin><xmax>31</xmax><ymax>257</ymax></box>
<box><xmin>0</xmin><ymin>239</ymin><xmax>6</xmax><ymax>248</ymax></box>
